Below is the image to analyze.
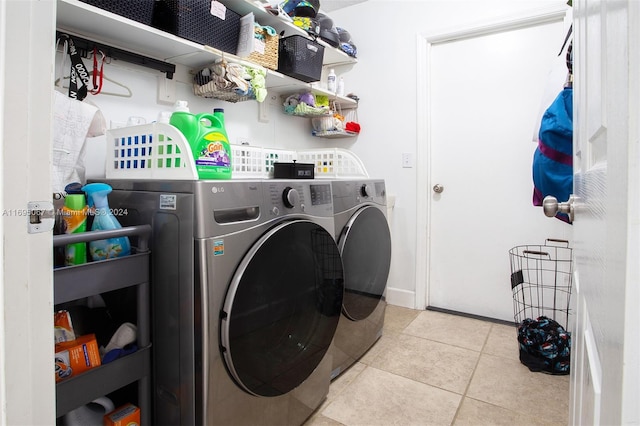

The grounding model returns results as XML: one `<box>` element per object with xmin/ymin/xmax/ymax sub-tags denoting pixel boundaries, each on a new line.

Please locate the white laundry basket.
<box><xmin>106</xmin><ymin>124</ymin><xmax>369</xmax><ymax>180</ymax></box>
<box><xmin>296</xmin><ymin>148</ymin><xmax>368</xmax><ymax>178</ymax></box>
<box><xmin>106</xmin><ymin>123</ymin><xmax>198</xmax><ymax>180</ymax></box>
<box><xmin>231</xmin><ymin>145</ymin><xmax>296</xmax><ymax>178</ymax></box>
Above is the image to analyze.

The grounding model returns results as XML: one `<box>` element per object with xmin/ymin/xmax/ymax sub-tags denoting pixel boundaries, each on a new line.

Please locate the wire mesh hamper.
<box><xmin>509</xmin><ymin>239</ymin><xmax>573</xmax><ymax>374</ymax></box>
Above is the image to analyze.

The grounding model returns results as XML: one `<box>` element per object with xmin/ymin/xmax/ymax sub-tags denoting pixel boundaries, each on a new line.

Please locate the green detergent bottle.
<box><xmin>61</xmin><ymin>193</ymin><xmax>87</xmax><ymax>265</ymax></box>
<box><xmin>169</xmin><ymin>101</ymin><xmax>198</xmax><ymax>142</ymax></box>
<box><xmin>170</xmin><ymin>102</ymin><xmax>232</xmax><ymax>180</ymax></box>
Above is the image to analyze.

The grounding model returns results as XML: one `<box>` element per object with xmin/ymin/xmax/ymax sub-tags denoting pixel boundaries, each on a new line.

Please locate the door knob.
<box><xmin>433</xmin><ymin>184</ymin><xmax>444</xmax><ymax>194</ymax></box>
<box><xmin>543</xmin><ymin>195</ymin><xmax>576</xmax><ymax>222</ymax></box>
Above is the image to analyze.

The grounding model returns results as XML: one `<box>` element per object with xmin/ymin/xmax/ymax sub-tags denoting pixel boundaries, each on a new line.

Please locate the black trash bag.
<box><xmin>517</xmin><ymin>316</ymin><xmax>571</xmax><ymax>375</ymax></box>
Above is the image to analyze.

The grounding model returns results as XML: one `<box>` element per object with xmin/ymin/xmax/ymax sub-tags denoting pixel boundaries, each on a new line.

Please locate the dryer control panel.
<box><xmin>358</xmin><ymin>181</ymin><xmax>386</xmax><ymax>202</ymax></box>
<box><xmin>332</xmin><ymin>179</ymin><xmax>387</xmax><ymax>214</ymax></box>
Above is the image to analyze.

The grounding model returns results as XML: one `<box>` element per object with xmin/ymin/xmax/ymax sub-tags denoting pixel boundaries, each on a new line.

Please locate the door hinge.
<box><xmin>27</xmin><ymin>201</ymin><xmax>55</xmax><ymax>234</ymax></box>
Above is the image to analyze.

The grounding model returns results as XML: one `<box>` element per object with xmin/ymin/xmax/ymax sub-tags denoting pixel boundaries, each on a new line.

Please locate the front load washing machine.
<box><xmin>329</xmin><ymin>179</ymin><xmax>392</xmax><ymax>379</ymax></box>
<box><xmin>106</xmin><ymin>179</ymin><xmax>343</xmax><ymax>425</ymax></box>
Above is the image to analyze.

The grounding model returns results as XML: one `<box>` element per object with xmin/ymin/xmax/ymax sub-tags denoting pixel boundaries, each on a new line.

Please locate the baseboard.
<box><xmin>384</xmin><ymin>287</ymin><xmax>415</xmax><ymax>309</ymax></box>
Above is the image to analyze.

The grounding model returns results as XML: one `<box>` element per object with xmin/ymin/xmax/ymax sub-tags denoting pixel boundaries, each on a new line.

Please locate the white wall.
<box><xmin>71</xmin><ymin>0</ymin><xmax>568</xmax><ymax>310</ymax></box>
<box><xmin>329</xmin><ymin>0</ymin><xmax>569</xmax><ymax>308</ymax></box>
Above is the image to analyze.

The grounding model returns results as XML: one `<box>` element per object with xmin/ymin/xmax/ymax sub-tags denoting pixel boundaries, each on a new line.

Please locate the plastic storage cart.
<box><xmin>54</xmin><ymin>225</ymin><xmax>151</xmax><ymax>423</ymax></box>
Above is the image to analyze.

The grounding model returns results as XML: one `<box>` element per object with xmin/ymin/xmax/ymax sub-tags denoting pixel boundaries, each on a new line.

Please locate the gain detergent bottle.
<box><xmin>170</xmin><ymin>102</ymin><xmax>232</xmax><ymax>180</ymax></box>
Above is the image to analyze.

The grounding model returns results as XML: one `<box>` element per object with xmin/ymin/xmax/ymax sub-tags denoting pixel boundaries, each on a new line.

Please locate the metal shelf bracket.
<box><xmin>56</xmin><ymin>31</ymin><xmax>176</xmax><ymax>79</ymax></box>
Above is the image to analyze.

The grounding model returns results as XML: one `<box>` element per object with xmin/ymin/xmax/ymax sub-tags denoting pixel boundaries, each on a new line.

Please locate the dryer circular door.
<box><xmin>221</xmin><ymin>220</ymin><xmax>344</xmax><ymax>397</ymax></box>
<box><xmin>339</xmin><ymin>206</ymin><xmax>392</xmax><ymax>321</ymax></box>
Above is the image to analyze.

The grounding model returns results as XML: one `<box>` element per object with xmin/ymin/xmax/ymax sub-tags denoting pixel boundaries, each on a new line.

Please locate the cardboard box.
<box><xmin>104</xmin><ymin>403</ymin><xmax>140</xmax><ymax>426</ymax></box>
<box><xmin>54</xmin><ymin>333</ymin><xmax>101</xmax><ymax>383</ymax></box>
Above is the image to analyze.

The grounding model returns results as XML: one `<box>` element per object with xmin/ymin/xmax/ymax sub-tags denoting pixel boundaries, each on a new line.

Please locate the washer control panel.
<box><xmin>264</xmin><ymin>181</ymin><xmax>333</xmax><ymax>217</ymax></box>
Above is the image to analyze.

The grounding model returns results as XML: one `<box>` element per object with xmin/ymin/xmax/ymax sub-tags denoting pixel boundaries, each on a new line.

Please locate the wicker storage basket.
<box><xmin>278</xmin><ymin>35</ymin><xmax>324</xmax><ymax>82</ymax></box>
<box><xmin>247</xmin><ymin>26</ymin><xmax>279</xmax><ymax>70</ymax></box>
<box><xmin>79</xmin><ymin>0</ymin><xmax>155</xmax><ymax>25</ymax></box>
<box><xmin>152</xmin><ymin>0</ymin><xmax>241</xmax><ymax>53</ymax></box>
<box><xmin>193</xmin><ymin>63</ymin><xmax>255</xmax><ymax>103</ymax></box>
<box><xmin>193</xmin><ymin>81</ymin><xmax>254</xmax><ymax>103</ymax></box>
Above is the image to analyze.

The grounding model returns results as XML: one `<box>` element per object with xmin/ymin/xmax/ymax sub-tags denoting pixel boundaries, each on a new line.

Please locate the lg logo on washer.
<box><xmin>210</xmin><ymin>184</ymin><xmax>260</xmax><ymax>194</ymax></box>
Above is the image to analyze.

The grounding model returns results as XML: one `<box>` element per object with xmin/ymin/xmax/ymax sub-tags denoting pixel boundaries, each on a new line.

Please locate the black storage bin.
<box><xmin>79</xmin><ymin>0</ymin><xmax>155</xmax><ymax>25</ymax></box>
<box><xmin>152</xmin><ymin>0</ymin><xmax>241</xmax><ymax>54</ymax></box>
<box><xmin>278</xmin><ymin>35</ymin><xmax>325</xmax><ymax>83</ymax></box>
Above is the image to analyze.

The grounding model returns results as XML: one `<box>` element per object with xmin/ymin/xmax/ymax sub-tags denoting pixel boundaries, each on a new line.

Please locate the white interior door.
<box><xmin>424</xmin><ymin>9</ymin><xmax>570</xmax><ymax>321</ymax></box>
<box><xmin>1</xmin><ymin>1</ymin><xmax>56</xmax><ymax>424</ymax></box>
<box><xmin>569</xmin><ymin>0</ymin><xmax>639</xmax><ymax>424</ymax></box>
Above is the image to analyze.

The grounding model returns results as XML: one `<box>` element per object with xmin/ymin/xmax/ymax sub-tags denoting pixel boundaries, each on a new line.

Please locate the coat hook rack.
<box><xmin>56</xmin><ymin>31</ymin><xmax>176</xmax><ymax>79</ymax></box>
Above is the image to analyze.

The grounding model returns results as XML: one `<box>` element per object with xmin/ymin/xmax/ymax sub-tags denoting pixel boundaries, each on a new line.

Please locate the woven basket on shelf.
<box><xmin>193</xmin><ymin>80</ymin><xmax>254</xmax><ymax>103</ymax></box>
<box><xmin>247</xmin><ymin>26</ymin><xmax>279</xmax><ymax>70</ymax></box>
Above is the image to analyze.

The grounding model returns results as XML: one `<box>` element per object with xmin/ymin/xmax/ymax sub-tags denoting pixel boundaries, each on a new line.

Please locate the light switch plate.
<box><xmin>402</xmin><ymin>152</ymin><xmax>413</xmax><ymax>168</ymax></box>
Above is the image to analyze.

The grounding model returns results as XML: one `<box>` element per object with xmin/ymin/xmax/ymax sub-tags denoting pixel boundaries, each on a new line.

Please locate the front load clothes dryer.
<box><xmin>329</xmin><ymin>179</ymin><xmax>392</xmax><ymax>379</ymax></box>
<box><xmin>106</xmin><ymin>179</ymin><xmax>343</xmax><ymax>425</ymax></box>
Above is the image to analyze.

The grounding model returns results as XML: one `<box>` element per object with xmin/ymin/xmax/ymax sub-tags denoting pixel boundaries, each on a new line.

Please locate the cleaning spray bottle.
<box><xmin>61</xmin><ymin>185</ymin><xmax>88</xmax><ymax>266</ymax></box>
<box><xmin>170</xmin><ymin>101</ymin><xmax>232</xmax><ymax>179</ymax></box>
<box><xmin>82</xmin><ymin>183</ymin><xmax>131</xmax><ymax>260</ymax></box>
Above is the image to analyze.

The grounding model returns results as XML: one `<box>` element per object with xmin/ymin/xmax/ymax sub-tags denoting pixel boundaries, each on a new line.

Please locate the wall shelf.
<box><xmin>56</xmin><ymin>0</ymin><xmax>358</xmax><ymax>111</ymax></box>
<box><xmin>56</xmin><ymin>0</ymin><xmax>356</xmax><ymax>78</ymax></box>
<box><xmin>57</xmin><ymin>0</ymin><xmax>215</xmax><ymax>69</ymax></box>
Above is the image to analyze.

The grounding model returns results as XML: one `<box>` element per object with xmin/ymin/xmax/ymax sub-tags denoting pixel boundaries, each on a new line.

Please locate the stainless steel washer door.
<box><xmin>339</xmin><ymin>206</ymin><xmax>392</xmax><ymax>321</ymax></box>
<box><xmin>220</xmin><ymin>220</ymin><xmax>343</xmax><ymax>397</ymax></box>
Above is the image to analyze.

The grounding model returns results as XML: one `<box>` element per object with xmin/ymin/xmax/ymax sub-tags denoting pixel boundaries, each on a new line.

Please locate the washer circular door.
<box><xmin>221</xmin><ymin>220</ymin><xmax>344</xmax><ymax>397</ymax></box>
<box><xmin>339</xmin><ymin>206</ymin><xmax>391</xmax><ymax>321</ymax></box>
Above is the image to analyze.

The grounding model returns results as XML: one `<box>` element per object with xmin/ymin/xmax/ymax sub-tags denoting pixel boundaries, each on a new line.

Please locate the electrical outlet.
<box><xmin>402</xmin><ymin>152</ymin><xmax>413</xmax><ymax>168</ymax></box>
<box><xmin>157</xmin><ymin>75</ymin><xmax>177</xmax><ymax>105</ymax></box>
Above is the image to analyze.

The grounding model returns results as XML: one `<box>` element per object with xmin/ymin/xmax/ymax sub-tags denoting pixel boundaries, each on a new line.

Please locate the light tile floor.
<box><xmin>305</xmin><ymin>305</ymin><xmax>570</xmax><ymax>426</ymax></box>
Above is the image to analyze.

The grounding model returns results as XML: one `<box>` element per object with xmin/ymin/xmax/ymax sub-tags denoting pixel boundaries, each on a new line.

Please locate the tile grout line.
<box><xmin>448</xmin><ymin>323</ymin><xmax>494</xmax><ymax>425</ymax></box>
